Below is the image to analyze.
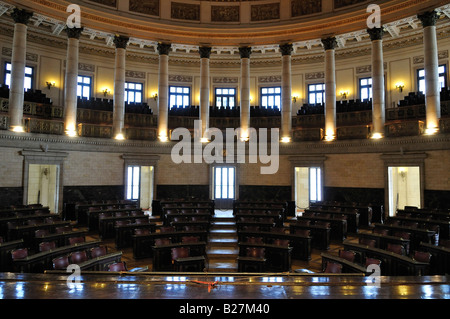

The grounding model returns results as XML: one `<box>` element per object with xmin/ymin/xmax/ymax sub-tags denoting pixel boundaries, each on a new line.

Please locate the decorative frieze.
<box><xmin>171</xmin><ymin>2</ymin><xmax>200</xmax><ymax>21</ymax></box>
<box><xmin>251</xmin><ymin>3</ymin><xmax>280</xmax><ymax>21</ymax></box>
<box><xmin>126</xmin><ymin>70</ymin><xmax>146</xmax><ymax>79</ymax></box>
<box><xmin>169</xmin><ymin>75</ymin><xmax>193</xmax><ymax>83</ymax></box>
<box><xmin>211</xmin><ymin>5</ymin><xmax>240</xmax><ymax>22</ymax></box>
<box><xmin>413</xmin><ymin>50</ymin><xmax>448</xmax><ymax>64</ymax></box>
<box><xmin>129</xmin><ymin>0</ymin><xmax>159</xmax><ymax>16</ymax></box>
<box><xmin>213</xmin><ymin>77</ymin><xmax>239</xmax><ymax>84</ymax></box>
<box><xmin>2</xmin><ymin>47</ymin><xmax>38</xmax><ymax>62</ymax></box>
<box><xmin>291</xmin><ymin>0</ymin><xmax>322</xmax><ymax>17</ymax></box>
<box><xmin>305</xmin><ymin>72</ymin><xmax>324</xmax><ymax>80</ymax></box>
<box><xmin>259</xmin><ymin>75</ymin><xmax>281</xmax><ymax>83</ymax></box>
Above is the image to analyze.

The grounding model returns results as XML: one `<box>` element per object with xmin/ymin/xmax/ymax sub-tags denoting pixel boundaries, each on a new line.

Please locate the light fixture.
<box><xmin>424</xmin><ymin>127</ymin><xmax>438</xmax><ymax>135</ymax></box>
<box><xmin>66</xmin><ymin>130</ymin><xmax>77</xmax><ymax>137</ymax></box>
<box><xmin>200</xmin><ymin>137</ymin><xmax>209</xmax><ymax>143</ymax></box>
<box><xmin>281</xmin><ymin>136</ymin><xmax>291</xmax><ymax>143</ymax></box>
<box><xmin>395</xmin><ymin>82</ymin><xmax>405</xmax><ymax>93</ymax></box>
<box><xmin>371</xmin><ymin>132</ymin><xmax>383</xmax><ymax>139</ymax></box>
<box><xmin>11</xmin><ymin>126</ymin><xmax>25</xmax><ymax>133</ymax></box>
<box><xmin>324</xmin><ymin>135</ymin><xmax>335</xmax><ymax>142</ymax></box>
<box><xmin>103</xmin><ymin>89</ymin><xmax>111</xmax><ymax>97</ymax></box>
<box><xmin>159</xmin><ymin>134</ymin><xmax>169</xmax><ymax>142</ymax></box>
<box><xmin>292</xmin><ymin>95</ymin><xmax>299</xmax><ymax>103</ymax></box>
<box><xmin>152</xmin><ymin>93</ymin><xmax>158</xmax><ymax>101</ymax></box>
<box><xmin>240</xmin><ymin>135</ymin><xmax>249</xmax><ymax>142</ymax></box>
<box><xmin>115</xmin><ymin>133</ymin><xmax>125</xmax><ymax>140</ymax></box>
<box><xmin>340</xmin><ymin>90</ymin><xmax>349</xmax><ymax>100</ymax></box>
<box><xmin>46</xmin><ymin>81</ymin><xmax>55</xmax><ymax>90</ymax></box>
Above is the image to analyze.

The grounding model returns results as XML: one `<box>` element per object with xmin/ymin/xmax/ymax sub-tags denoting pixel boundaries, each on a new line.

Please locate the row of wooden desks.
<box><xmin>7</xmin><ymin>221</ymin><xmax>72</xmax><ymax>248</ymax></box>
<box><xmin>238</xmin><ymin>242</ymin><xmax>293</xmax><ymax>272</ymax></box>
<box><xmin>295</xmin><ymin>215</ymin><xmax>347</xmax><ymax>241</ymax></box>
<box><xmin>289</xmin><ymin>224</ymin><xmax>330</xmax><ymax>250</ymax></box>
<box><xmin>350</xmin><ymin>231</ymin><xmax>411</xmax><ymax>255</ymax></box>
<box><xmin>310</xmin><ymin>202</ymin><xmax>383</xmax><ymax>225</ymax></box>
<box><xmin>397</xmin><ymin>208</ymin><xmax>450</xmax><ymax>221</ymax></box>
<box><xmin>74</xmin><ymin>202</ymin><xmax>138</xmax><ymax>225</ymax></box>
<box><xmin>132</xmin><ymin>230</ymin><xmax>209</xmax><ymax>259</ymax></box>
<box><xmin>152</xmin><ymin>242</ymin><xmax>207</xmax><ymax>271</ymax></box>
<box><xmin>0</xmin><ymin>213</ymin><xmax>59</xmax><ymax>238</ymax></box>
<box><xmin>98</xmin><ymin>215</ymin><xmax>155</xmax><ymax>239</ymax></box>
<box><xmin>320</xmin><ymin>252</ymin><xmax>369</xmax><ymax>275</ymax></box>
<box><xmin>389</xmin><ymin>215</ymin><xmax>450</xmax><ymax>240</ymax></box>
<box><xmin>419</xmin><ymin>242</ymin><xmax>450</xmax><ymax>275</ymax></box>
<box><xmin>0</xmin><ymin>206</ymin><xmax>50</xmax><ymax>218</ymax></box>
<box><xmin>87</xmin><ymin>208</ymin><xmax>144</xmax><ymax>231</ymax></box>
<box><xmin>237</xmin><ymin>230</ymin><xmax>312</xmax><ymax>261</ymax></box>
<box><xmin>304</xmin><ymin>208</ymin><xmax>359</xmax><ymax>233</ymax></box>
<box><xmin>342</xmin><ymin>241</ymin><xmax>429</xmax><ymax>276</ymax></box>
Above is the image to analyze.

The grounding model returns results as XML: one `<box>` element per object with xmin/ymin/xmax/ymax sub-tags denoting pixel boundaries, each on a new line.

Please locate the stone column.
<box><xmin>8</xmin><ymin>8</ymin><xmax>33</xmax><ymax>132</ymax></box>
<box><xmin>239</xmin><ymin>46</ymin><xmax>252</xmax><ymax>141</ymax></box>
<box><xmin>418</xmin><ymin>10</ymin><xmax>441</xmax><ymax>134</ymax></box>
<box><xmin>64</xmin><ymin>27</ymin><xmax>84</xmax><ymax>137</ymax></box>
<box><xmin>112</xmin><ymin>35</ymin><xmax>129</xmax><ymax>140</ymax></box>
<box><xmin>157</xmin><ymin>43</ymin><xmax>171</xmax><ymax>142</ymax></box>
<box><xmin>199</xmin><ymin>46</ymin><xmax>211</xmax><ymax>142</ymax></box>
<box><xmin>321</xmin><ymin>37</ymin><xmax>337</xmax><ymax>141</ymax></box>
<box><xmin>280</xmin><ymin>43</ymin><xmax>293</xmax><ymax>142</ymax></box>
<box><xmin>367</xmin><ymin>27</ymin><xmax>385</xmax><ymax>139</ymax></box>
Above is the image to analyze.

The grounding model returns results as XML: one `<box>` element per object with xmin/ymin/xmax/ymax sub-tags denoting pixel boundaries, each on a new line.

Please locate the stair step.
<box><xmin>208</xmin><ymin>238</ymin><xmax>238</xmax><ymax>246</ymax></box>
<box><xmin>207</xmin><ymin>261</ymin><xmax>238</xmax><ymax>272</ymax></box>
<box><xmin>207</xmin><ymin>247</ymin><xmax>239</xmax><ymax>258</ymax></box>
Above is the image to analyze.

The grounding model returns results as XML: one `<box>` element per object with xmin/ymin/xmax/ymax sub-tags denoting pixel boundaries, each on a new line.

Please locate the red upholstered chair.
<box><xmin>90</xmin><ymin>246</ymin><xmax>107</xmax><ymax>258</ymax></box>
<box><xmin>69</xmin><ymin>236</ymin><xmax>85</xmax><ymax>245</ymax></box>
<box><xmin>182</xmin><ymin>236</ymin><xmax>200</xmax><ymax>243</ymax></box>
<box><xmin>35</xmin><ymin>229</ymin><xmax>49</xmax><ymax>238</ymax></box>
<box><xmin>114</xmin><ymin>212</ymin><xmax>127</xmax><ymax>217</ymax></box>
<box><xmin>27</xmin><ymin>219</ymin><xmax>41</xmax><ymax>226</ymax></box>
<box><xmin>365</xmin><ymin>257</ymin><xmax>382</xmax><ymax>268</ymax></box>
<box><xmin>135</xmin><ymin>228</ymin><xmax>151</xmax><ymax>235</ymax></box>
<box><xmin>192</xmin><ymin>216</ymin><xmax>207</xmax><ymax>222</ymax></box>
<box><xmin>53</xmin><ymin>256</ymin><xmax>70</xmax><ymax>270</ymax></box>
<box><xmin>115</xmin><ymin>220</ymin><xmax>131</xmax><ymax>226</ymax></box>
<box><xmin>373</xmin><ymin>228</ymin><xmax>389</xmax><ymax>236</ymax></box>
<box><xmin>108</xmin><ymin>262</ymin><xmax>128</xmax><ymax>272</ymax></box>
<box><xmin>131</xmin><ymin>210</ymin><xmax>144</xmax><ymax>216</ymax></box>
<box><xmin>324</xmin><ymin>261</ymin><xmax>342</xmax><ymax>274</ymax></box>
<box><xmin>359</xmin><ymin>238</ymin><xmax>376</xmax><ymax>248</ymax></box>
<box><xmin>246</xmin><ymin>237</ymin><xmax>263</xmax><ymax>244</ymax></box>
<box><xmin>295</xmin><ymin>229</ymin><xmax>311</xmax><ymax>237</ymax></box>
<box><xmin>246</xmin><ymin>247</ymin><xmax>265</xmax><ymax>258</ymax></box>
<box><xmin>99</xmin><ymin>212</ymin><xmax>112</xmax><ymax>219</ymax></box>
<box><xmin>39</xmin><ymin>241</ymin><xmax>56</xmax><ymax>252</ymax></box>
<box><xmin>171</xmin><ymin>247</ymin><xmax>190</xmax><ymax>260</ymax></box>
<box><xmin>69</xmin><ymin>251</ymin><xmax>88</xmax><ymax>264</ymax></box>
<box><xmin>11</xmin><ymin>248</ymin><xmax>28</xmax><ymax>260</ymax></box>
<box><xmin>181</xmin><ymin>209</ymin><xmax>194</xmax><ymax>214</ymax></box>
<box><xmin>386</xmin><ymin>243</ymin><xmax>405</xmax><ymax>255</ymax></box>
<box><xmin>45</xmin><ymin>216</ymin><xmax>61</xmax><ymax>224</ymax></box>
<box><xmin>339</xmin><ymin>250</ymin><xmax>356</xmax><ymax>262</ymax></box>
<box><xmin>273</xmin><ymin>239</ymin><xmax>290</xmax><ymax>247</ymax></box>
<box><xmin>155</xmin><ymin>238</ymin><xmax>171</xmax><ymax>246</ymax></box>
<box><xmin>56</xmin><ymin>226</ymin><xmax>72</xmax><ymax>234</ymax></box>
<box><xmin>412</xmin><ymin>251</ymin><xmax>432</xmax><ymax>263</ymax></box>
<box><xmin>393</xmin><ymin>231</ymin><xmax>411</xmax><ymax>240</ymax></box>
<box><xmin>440</xmin><ymin>239</ymin><xmax>450</xmax><ymax>249</ymax></box>
<box><xmin>135</xmin><ymin>218</ymin><xmax>149</xmax><ymax>224</ymax></box>
<box><xmin>160</xmin><ymin>226</ymin><xmax>176</xmax><ymax>233</ymax></box>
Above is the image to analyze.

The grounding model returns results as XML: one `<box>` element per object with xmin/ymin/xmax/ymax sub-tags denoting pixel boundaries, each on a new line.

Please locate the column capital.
<box><xmin>239</xmin><ymin>46</ymin><xmax>252</xmax><ymax>59</ymax></box>
<box><xmin>113</xmin><ymin>35</ymin><xmax>129</xmax><ymax>49</ymax></box>
<box><xmin>321</xmin><ymin>37</ymin><xmax>338</xmax><ymax>51</ymax></box>
<box><xmin>11</xmin><ymin>8</ymin><xmax>33</xmax><ymax>25</ymax></box>
<box><xmin>367</xmin><ymin>27</ymin><xmax>385</xmax><ymax>41</ymax></box>
<box><xmin>157</xmin><ymin>43</ymin><xmax>172</xmax><ymax>55</ymax></box>
<box><xmin>418</xmin><ymin>10</ymin><xmax>438</xmax><ymax>27</ymax></box>
<box><xmin>199</xmin><ymin>46</ymin><xmax>212</xmax><ymax>59</ymax></box>
<box><xmin>279</xmin><ymin>43</ymin><xmax>294</xmax><ymax>56</ymax></box>
<box><xmin>65</xmin><ymin>27</ymin><xmax>84</xmax><ymax>39</ymax></box>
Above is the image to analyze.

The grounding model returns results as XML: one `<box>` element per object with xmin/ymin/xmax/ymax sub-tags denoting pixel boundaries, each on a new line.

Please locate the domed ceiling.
<box><xmin>4</xmin><ymin>0</ymin><xmax>448</xmax><ymax>46</ymax></box>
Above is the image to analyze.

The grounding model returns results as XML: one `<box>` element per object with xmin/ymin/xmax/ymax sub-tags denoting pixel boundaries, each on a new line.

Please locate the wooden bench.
<box><xmin>114</xmin><ymin>223</ymin><xmax>157</xmax><ymax>249</ymax></box>
<box><xmin>350</xmin><ymin>232</ymin><xmax>411</xmax><ymax>255</ymax></box>
<box><xmin>152</xmin><ymin>242</ymin><xmax>207</xmax><ymax>271</ymax></box>
<box><xmin>7</xmin><ymin>221</ymin><xmax>72</xmax><ymax>247</ymax></box>
<box><xmin>289</xmin><ymin>223</ymin><xmax>330</xmax><ymax>250</ymax></box>
<box><xmin>238</xmin><ymin>242</ymin><xmax>292</xmax><ymax>272</ymax></box>
<box><xmin>320</xmin><ymin>252</ymin><xmax>369</xmax><ymax>275</ymax></box>
<box><xmin>0</xmin><ymin>239</ymin><xmax>24</xmax><ymax>272</ymax></box>
<box><xmin>342</xmin><ymin>241</ymin><xmax>429</xmax><ymax>276</ymax></box>
<box><xmin>295</xmin><ymin>215</ymin><xmax>347</xmax><ymax>241</ymax></box>
<box><xmin>304</xmin><ymin>208</ymin><xmax>360</xmax><ymax>233</ymax></box>
<box><xmin>419</xmin><ymin>242</ymin><xmax>450</xmax><ymax>275</ymax></box>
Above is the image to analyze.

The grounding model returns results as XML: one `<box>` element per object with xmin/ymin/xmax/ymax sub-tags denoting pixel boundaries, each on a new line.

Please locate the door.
<box><xmin>213</xmin><ymin>166</ymin><xmax>236</xmax><ymax>210</ymax></box>
<box><xmin>388</xmin><ymin>166</ymin><xmax>421</xmax><ymax>217</ymax></box>
<box><xmin>27</xmin><ymin>164</ymin><xmax>60</xmax><ymax>214</ymax></box>
<box><xmin>294</xmin><ymin>167</ymin><xmax>322</xmax><ymax>214</ymax></box>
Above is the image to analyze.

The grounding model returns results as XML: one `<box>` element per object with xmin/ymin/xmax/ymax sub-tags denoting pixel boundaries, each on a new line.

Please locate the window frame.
<box><xmin>77</xmin><ymin>75</ymin><xmax>92</xmax><ymax>100</ymax></box>
<box><xmin>213</xmin><ymin>166</ymin><xmax>236</xmax><ymax>200</ymax></box>
<box><xmin>214</xmin><ymin>87</ymin><xmax>237</xmax><ymax>108</ymax></box>
<box><xmin>169</xmin><ymin>85</ymin><xmax>191</xmax><ymax>109</ymax></box>
<box><xmin>417</xmin><ymin>64</ymin><xmax>447</xmax><ymax>94</ymax></box>
<box><xmin>125</xmin><ymin>81</ymin><xmax>144</xmax><ymax>104</ymax></box>
<box><xmin>307</xmin><ymin>83</ymin><xmax>325</xmax><ymax>105</ymax></box>
<box><xmin>260</xmin><ymin>86</ymin><xmax>282</xmax><ymax>110</ymax></box>
<box><xmin>359</xmin><ymin>77</ymin><xmax>373</xmax><ymax>101</ymax></box>
<box><xmin>4</xmin><ymin>61</ymin><xmax>34</xmax><ymax>92</ymax></box>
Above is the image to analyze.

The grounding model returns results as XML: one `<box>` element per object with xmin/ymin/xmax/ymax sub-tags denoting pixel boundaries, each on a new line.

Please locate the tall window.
<box><xmin>261</xmin><ymin>87</ymin><xmax>281</xmax><ymax>109</ymax></box>
<box><xmin>169</xmin><ymin>86</ymin><xmax>190</xmax><ymax>109</ymax></box>
<box><xmin>308</xmin><ymin>83</ymin><xmax>325</xmax><ymax>105</ymax></box>
<box><xmin>77</xmin><ymin>75</ymin><xmax>92</xmax><ymax>100</ymax></box>
<box><xmin>309</xmin><ymin>167</ymin><xmax>322</xmax><ymax>203</ymax></box>
<box><xmin>214</xmin><ymin>167</ymin><xmax>235</xmax><ymax>200</ymax></box>
<box><xmin>215</xmin><ymin>88</ymin><xmax>236</xmax><ymax>108</ymax></box>
<box><xmin>126</xmin><ymin>166</ymin><xmax>140</xmax><ymax>201</ymax></box>
<box><xmin>359</xmin><ymin>77</ymin><xmax>373</xmax><ymax>101</ymax></box>
<box><xmin>125</xmin><ymin>82</ymin><xmax>143</xmax><ymax>103</ymax></box>
<box><xmin>417</xmin><ymin>65</ymin><xmax>447</xmax><ymax>93</ymax></box>
<box><xmin>4</xmin><ymin>62</ymin><xmax>34</xmax><ymax>91</ymax></box>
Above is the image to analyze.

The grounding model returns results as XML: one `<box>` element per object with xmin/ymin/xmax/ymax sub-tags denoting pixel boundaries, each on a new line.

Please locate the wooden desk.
<box><xmin>164</xmin><ymin>213</ymin><xmax>211</xmax><ymax>226</ymax></box>
<box><xmin>12</xmin><ymin>240</ymin><xmax>103</xmax><ymax>273</ymax></box>
<box><xmin>0</xmin><ymin>239</ymin><xmax>24</xmax><ymax>272</ymax></box>
<box><xmin>320</xmin><ymin>252</ymin><xmax>368</xmax><ymax>274</ymax></box>
<box><xmin>235</xmin><ymin>221</ymin><xmax>275</xmax><ymax>232</ymax></box>
<box><xmin>351</xmin><ymin>232</ymin><xmax>411</xmax><ymax>255</ymax></box>
<box><xmin>305</xmin><ymin>208</ymin><xmax>359</xmax><ymax>233</ymax></box>
<box><xmin>390</xmin><ymin>215</ymin><xmax>449</xmax><ymax>240</ymax></box>
<box><xmin>419</xmin><ymin>242</ymin><xmax>450</xmax><ymax>275</ymax></box>
<box><xmin>114</xmin><ymin>223</ymin><xmax>157</xmax><ymax>249</ymax></box>
<box><xmin>76</xmin><ymin>202</ymin><xmax>138</xmax><ymax>226</ymax></box>
<box><xmin>342</xmin><ymin>241</ymin><xmax>429</xmax><ymax>276</ymax></box>
<box><xmin>237</xmin><ymin>230</ymin><xmax>311</xmax><ymax>261</ymax></box>
<box><xmin>77</xmin><ymin>251</ymin><xmax>123</xmax><ymax>271</ymax></box>
<box><xmin>88</xmin><ymin>208</ymin><xmax>143</xmax><ymax>231</ymax></box>
<box><xmin>170</xmin><ymin>220</ymin><xmax>210</xmax><ymax>231</ymax></box>
<box><xmin>289</xmin><ymin>224</ymin><xmax>330</xmax><ymax>250</ymax></box>
<box><xmin>98</xmin><ymin>215</ymin><xmax>150</xmax><ymax>239</ymax></box>
<box><xmin>235</xmin><ymin>212</ymin><xmax>283</xmax><ymax>227</ymax></box>
<box><xmin>0</xmin><ymin>213</ymin><xmax>56</xmax><ymax>237</ymax></box>
<box><xmin>132</xmin><ymin>231</ymin><xmax>208</xmax><ymax>259</ymax></box>
<box><xmin>152</xmin><ymin>242</ymin><xmax>207</xmax><ymax>271</ymax></box>
<box><xmin>295</xmin><ymin>216</ymin><xmax>347</xmax><ymax>241</ymax></box>
<box><xmin>34</xmin><ymin>230</ymin><xmax>88</xmax><ymax>251</ymax></box>
<box><xmin>397</xmin><ymin>209</ymin><xmax>450</xmax><ymax>221</ymax></box>
<box><xmin>0</xmin><ymin>206</ymin><xmax>49</xmax><ymax>218</ymax></box>
<box><xmin>372</xmin><ymin>223</ymin><xmax>436</xmax><ymax>251</ymax></box>
<box><xmin>7</xmin><ymin>221</ymin><xmax>72</xmax><ymax>247</ymax></box>
<box><xmin>238</xmin><ymin>242</ymin><xmax>292</xmax><ymax>272</ymax></box>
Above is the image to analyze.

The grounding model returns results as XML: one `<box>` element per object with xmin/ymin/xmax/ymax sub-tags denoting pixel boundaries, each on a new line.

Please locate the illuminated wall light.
<box><xmin>115</xmin><ymin>133</ymin><xmax>125</xmax><ymax>140</ymax></box>
<box><xmin>46</xmin><ymin>81</ymin><xmax>56</xmax><ymax>90</ymax></box>
<box><xmin>424</xmin><ymin>127</ymin><xmax>439</xmax><ymax>135</ymax></box>
<box><xmin>292</xmin><ymin>95</ymin><xmax>299</xmax><ymax>103</ymax></box>
<box><xmin>371</xmin><ymin>132</ymin><xmax>383</xmax><ymax>139</ymax></box>
<box><xmin>66</xmin><ymin>130</ymin><xmax>77</xmax><ymax>137</ymax></box>
<box><xmin>324</xmin><ymin>135</ymin><xmax>335</xmax><ymax>142</ymax></box>
<box><xmin>102</xmin><ymin>88</ymin><xmax>111</xmax><ymax>97</ymax></box>
<box><xmin>11</xmin><ymin>126</ymin><xmax>25</xmax><ymax>133</ymax></box>
<box><xmin>339</xmin><ymin>90</ymin><xmax>349</xmax><ymax>100</ymax></box>
<box><xmin>395</xmin><ymin>82</ymin><xmax>405</xmax><ymax>93</ymax></box>
<box><xmin>152</xmin><ymin>93</ymin><xmax>158</xmax><ymax>101</ymax></box>
<box><xmin>200</xmin><ymin>137</ymin><xmax>209</xmax><ymax>143</ymax></box>
<box><xmin>281</xmin><ymin>136</ymin><xmax>291</xmax><ymax>143</ymax></box>
<box><xmin>159</xmin><ymin>134</ymin><xmax>169</xmax><ymax>142</ymax></box>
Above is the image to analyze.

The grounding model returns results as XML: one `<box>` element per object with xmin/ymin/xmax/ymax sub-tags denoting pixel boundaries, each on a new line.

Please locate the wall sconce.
<box><xmin>103</xmin><ymin>89</ymin><xmax>111</xmax><ymax>97</ymax></box>
<box><xmin>46</xmin><ymin>81</ymin><xmax>55</xmax><ymax>90</ymax></box>
<box><xmin>340</xmin><ymin>91</ymin><xmax>349</xmax><ymax>100</ymax></box>
<box><xmin>398</xmin><ymin>167</ymin><xmax>407</xmax><ymax>180</ymax></box>
<box><xmin>292</xmin><ymin>95</ymin><xmax>299</xmax><ymax>103</ymax></box>
<box><xmin>395</xmin><ymin>82</ymin><xmax>405</xmax><ymax>93</ymax></box>
<box><xmin>152</xmin><ymin>93</ymin><xmax>158</xmax><ymax>101</ymax></box>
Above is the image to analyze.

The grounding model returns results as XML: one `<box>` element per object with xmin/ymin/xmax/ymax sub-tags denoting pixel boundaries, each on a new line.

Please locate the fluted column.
<box><xmin>8</xmin><ymin>8</ymin><xmax>33</xmax><ymax>132</ymax></box>
<box><xmin>280</xmin><ymin>43</ymin><xmax>293</xmax><ymax>142</ymax></box>
<box><xmin>157</xmin><ymin>43</ymin><xmax>171</xmax><ymax>142</ymax></box>
<box><xmin>112</xmin><ymin>35</ymin><xmax>129</xmax><ymax>140</ymax></box>
<box><xmin>321</xmin><ymin>37</ymin><xmax>337</xmax><ymax>141</ymax></box>
<box><xmin>367</xmin><ymin>27</ymin><xmax>385</xmax><ymax>139</ymax></box>
<box><xmin>64</xmin><ymin>27</ymin><xmax>84</xmax><ymax>137</ymax></box>
<box><xmin>199</xmin><ymin>46</ymin><xmax>211</xmax><ymax>142</ymax></box>
<box><xmin>239</xmin><ymin>46</ymin><xmax>252</xmax><ymax>141</ymax></box>
<box><xmin>418</xmin><ymin>10</ymin><xmax>441</xmax><ymax>135</ymax></box>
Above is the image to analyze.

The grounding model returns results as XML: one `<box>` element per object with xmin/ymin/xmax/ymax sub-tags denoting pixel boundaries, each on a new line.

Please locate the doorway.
<box><xmin>388</xmin><ymin>166</ymin><xmax>421</xmax><ymax>217</ymax></box>
<box><xmin>212</xmin><ymin>166</ymin><xmax>236</xmax><ymax>209</ymax></box>
<box><xmin>27</xmin><ymin>164</ymin><xmax>60</xmax><ymax>214</ymax></box>
<box><xmin>125</xmin><ymin>165</ymin><xmax>155</xmax><ymax>210</ymax></box>
<box><xmin>294</xmin><ymin>167</ymin><xmax>322</xmax><ymax>213</ymax></box>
